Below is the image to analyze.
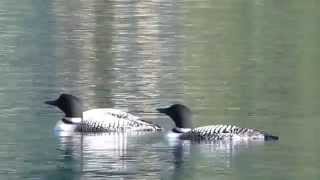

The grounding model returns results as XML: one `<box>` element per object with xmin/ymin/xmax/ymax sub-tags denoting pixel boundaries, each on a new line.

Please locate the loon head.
<box><xmin>45</xmin><ymin>94</ymin><xmax>83</xmax><ymax>118</ymax></box>
<box><xmin>157</xmin><ymin>104</ymin><xmax>192</xmax><ymax>130</ymax></box>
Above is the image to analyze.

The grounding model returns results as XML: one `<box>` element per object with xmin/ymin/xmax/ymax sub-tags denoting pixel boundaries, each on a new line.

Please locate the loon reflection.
<box><xmin>54</xmin><ymin>131</ymin><xmax>268</xmax><ymax>179</ymax></box>
<box><xmin>167</xmin><ymin>139</ymin><xmax>268</xmax><ymax>179</ymax></box>
<box><xmin>56</xmin><ymin>131</ymin><xmax>163</xmax><ymax>178</ymax></box>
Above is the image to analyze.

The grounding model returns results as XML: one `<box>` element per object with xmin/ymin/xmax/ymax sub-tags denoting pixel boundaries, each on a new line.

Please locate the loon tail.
<box><xmin>264</xmin><ymin>133</ymin><xmax>279</xmax><ymax>141</ymax></box>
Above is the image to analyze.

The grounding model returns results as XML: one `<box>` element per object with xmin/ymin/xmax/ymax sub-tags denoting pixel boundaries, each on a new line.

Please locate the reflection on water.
<box><xmin>55</xmin><ymin>132</ymin><xmax>163</xmax><ymax>179</ymax></box>
<box><xmin>52</xmin><ymin>133</ymin><xmax>267</xmax><ymax>180</ymax></box>
<box><xmin>1</xmin><ymin>0</ymin><xmax>320</xmax><ymax>179</ymax></box>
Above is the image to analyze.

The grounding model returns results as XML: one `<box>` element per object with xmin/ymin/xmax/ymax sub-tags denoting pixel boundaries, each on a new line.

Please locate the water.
<box><xmin>1</xmin><ymin>0</ymin><xmax>320</xmax><ymax>179</ymax></box>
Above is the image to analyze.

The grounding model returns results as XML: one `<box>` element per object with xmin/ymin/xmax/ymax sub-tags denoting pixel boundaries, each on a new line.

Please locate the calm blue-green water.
<box><xmin>1</xmin><ymin>0</ymin><xmax>320</xmax><ymax>179</ymax></box>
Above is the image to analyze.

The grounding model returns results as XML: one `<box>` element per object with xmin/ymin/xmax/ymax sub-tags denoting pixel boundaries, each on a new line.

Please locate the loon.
<box><xmin>157</xmin><ymin>104</ymin><xmax>278</xmax><ymax>141</ymax></box>
<box><xmin>45</xmin><ymin>94</ymin><xmax>161</xmax><ymax>133</ymax></box>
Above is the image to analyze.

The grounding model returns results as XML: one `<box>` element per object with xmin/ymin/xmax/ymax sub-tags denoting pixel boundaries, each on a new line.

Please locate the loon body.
<box><xmin>46</xmin><ymin>94</ymin><xmax>161</xmax><ymax>133</ymax></box>
<box><xmin>157</xmin><ymin>104</ymin><xmax>278</xmax><ymax>141</ymax></box>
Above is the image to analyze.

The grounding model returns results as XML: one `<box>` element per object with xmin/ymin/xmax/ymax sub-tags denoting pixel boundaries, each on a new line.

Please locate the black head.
<box><xmin>157</xmin><ymin>104</ymin><xmax>192</xmax><ymax>128</ymax></box>
<box><xmin>45</xmin><ymin>94</ymin><xmax>83</xmax><ymax>118</ymax></box>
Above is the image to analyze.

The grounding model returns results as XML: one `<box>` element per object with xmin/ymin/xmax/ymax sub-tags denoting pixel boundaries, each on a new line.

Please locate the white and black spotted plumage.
<box><xmin>179</xmin><ymin>125</ymin><xmax>268</xmax><ymax>141</ymax></box>
<box><xmin>157</xmin><ymin>104</ymin><xmax>278</xmax><ymax>141</ymax></box>
<box><xmin>46</xmin><ymin>94</ymin><xmax>161</xmax><ymax>133</ymax></box>
<box><xmin>75</xmin><ymin>109</ymin><xmax>161</xmax><ymax>132</ymax></box>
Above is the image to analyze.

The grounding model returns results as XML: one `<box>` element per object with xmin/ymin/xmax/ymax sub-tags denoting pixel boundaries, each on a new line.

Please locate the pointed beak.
<box><xmin>156</xmin><ymin>108</ymin><xmax>167</xmax><ymax>114</ymax></box>
<box><xmin>45</xmin><ymin>100</ymin><xmax>57</xmax><ymax>106</ymax></box>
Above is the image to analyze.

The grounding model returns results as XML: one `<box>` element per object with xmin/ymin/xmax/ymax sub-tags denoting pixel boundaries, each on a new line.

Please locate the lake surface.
<box><xmin>1</xmin><ymin>0</ymin><xmax>320</xmax><ymax>179</ymax></box>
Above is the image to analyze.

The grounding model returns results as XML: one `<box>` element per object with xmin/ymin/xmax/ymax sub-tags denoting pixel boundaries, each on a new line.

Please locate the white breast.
<box><xmin>54</xmin><ymin>120</ymin><xmax>78</xmax><ymax>135</ymax></box>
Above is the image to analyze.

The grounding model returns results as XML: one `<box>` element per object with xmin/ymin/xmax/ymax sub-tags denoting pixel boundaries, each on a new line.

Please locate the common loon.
<box><xmin>45</xmin><ymin>94</ymin><xmax>161</xmax><ymax>133</ymax></box>
<box><xmin>157</xmin><ymin>104</ymin><xmax>278</xmax><ymax>141</ymax></box>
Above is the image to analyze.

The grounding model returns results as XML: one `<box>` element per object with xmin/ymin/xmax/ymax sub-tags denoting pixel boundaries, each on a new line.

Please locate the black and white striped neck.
<box><xmin>62</xmin><ymin>117</ymin><xmax>82</xmax><ymax>124</ymax></box>
<box><xmin>172</xmin><ymin>127</ymin><xmax>191</xmax><ymax>133</ymax></box>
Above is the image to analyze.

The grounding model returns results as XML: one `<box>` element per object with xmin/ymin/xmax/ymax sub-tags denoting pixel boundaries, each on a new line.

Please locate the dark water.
<box><xmin>1</xmin><ymin>0</ymin><xmax>320</xmax><ymax>179</ymax></box>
